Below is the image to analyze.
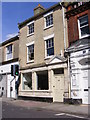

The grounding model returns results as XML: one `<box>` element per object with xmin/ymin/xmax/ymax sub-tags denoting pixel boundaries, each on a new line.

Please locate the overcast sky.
<box><xmin>1</xmin><ymin>2</ymin><xmax>57</xmax><ymax>43</ymax></box>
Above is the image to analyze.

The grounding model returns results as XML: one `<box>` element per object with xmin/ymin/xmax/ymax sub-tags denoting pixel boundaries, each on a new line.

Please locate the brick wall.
<box><xmin>67</xmin><ymin>10</ymin><xmax>90</xmax><ymax>46</ymax></box>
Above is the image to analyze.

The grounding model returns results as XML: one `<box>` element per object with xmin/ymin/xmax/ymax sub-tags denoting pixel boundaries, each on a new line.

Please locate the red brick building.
<box><xmin>65</xmin><ymin>2</ymin><xmax>90</xmax><ymax>45</ymax></box>
<box><xmin>64</xmin><ymin>2</ymin><xmax>90</xmax><ymax>104</ymax></box>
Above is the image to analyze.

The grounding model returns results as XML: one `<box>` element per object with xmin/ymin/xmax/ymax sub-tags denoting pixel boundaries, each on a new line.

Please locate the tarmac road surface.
<box><xmin>1</xmin><ymin>101</ymin><xmax>89</xmax><ymax>120</ymax></box>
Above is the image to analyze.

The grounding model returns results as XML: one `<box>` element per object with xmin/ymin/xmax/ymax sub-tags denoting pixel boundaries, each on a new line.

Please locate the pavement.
<box><xmin>1</xmin><ymin>97</ymin><xmax>90</xmax><ymax>117</ymax></box>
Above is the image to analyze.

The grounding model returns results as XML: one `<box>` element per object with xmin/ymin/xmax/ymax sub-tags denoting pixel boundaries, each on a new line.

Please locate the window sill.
<box><xmin>79</xmin><ymin>34</ymin><xmax>90</xmax><ymax>39</ymax></box>
<box><xmin>27</xmin><ymin>33</ymin><xmax>34</xmax><ymax>37</ymax></box>
<box><xmin>6</xmin><ymin>57</ymin><xmax>13</xmax><ymax>61</ymax></box>
<box><xmin>34</xmin><ymin>90</ymin><xmax>50</xmax><ymax>92</ymax></box>
<box><xmin>44</xmin><ymin>55</ymin><xmax>53</xmax><ymax>60</ymax></box>
<box><xmin>26</xmin><ymin>60</ymin><xmax>34</xmax><ymax>64</ymax></box>
<box><xmin>21</xmin><ymin>90</ymin><xmax>33</xmax><ymax>92</ymax></box>
<box><xmin>44</xmin><ymin>25</ymin><xmax>53</xmax><ymax>30</ymax></box>
<box><xmin>21</xmin><ymin>90</ymin><xmax>51</xmax><ymax>92</ymax></box>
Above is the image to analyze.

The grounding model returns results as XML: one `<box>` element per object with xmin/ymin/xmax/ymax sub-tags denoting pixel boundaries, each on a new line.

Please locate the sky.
<box><xmin>1</xmin><ymin>2</ymin><xmax>58</xmax><ymax>43</ymax></box>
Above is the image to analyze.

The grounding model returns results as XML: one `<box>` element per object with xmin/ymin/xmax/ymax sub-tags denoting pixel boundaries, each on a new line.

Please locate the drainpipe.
<box><xmin>60</xmin><ymin>3</ymin><xmax>71</xmax><ymax>99</ymax></box>
<box><xmin>68</xmin><ymin>54</ymin><xmax>71</xmax><ymax>98</ymax></box>
<box><xmin>6</xmin><ymin>73</ymin><xmax>7</xmax><ymax>98</ymax></box>
<box><xmin>63</xmin><ymin>6</ymin><xmax>66</xmax><ymax>51</ymax></box>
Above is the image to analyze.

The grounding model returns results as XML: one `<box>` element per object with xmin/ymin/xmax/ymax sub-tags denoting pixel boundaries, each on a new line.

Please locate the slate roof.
<box><xmin>66</xmin><ymin>36</ymin><xmax>90</xmax><ymax>52</ymax></box>
<box><xmin>0</xmin><ymin>35</ymin><xmax>19</xmax><ymax>47</ymax></box>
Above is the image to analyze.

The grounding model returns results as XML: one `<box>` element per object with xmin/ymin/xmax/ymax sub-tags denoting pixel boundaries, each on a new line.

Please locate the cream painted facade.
<box><xmin>18</xmin><ymin>4</ymin><xmax>69</xmax><ymax>102</ymax></box>
<box><xmin>0</xmin><ymin>35</ymin><xmax>19</xmax><ymax>98</ymax></box>
<box><xmin>19</xmin><ymin>60</ymin><xmax>68</xmax><ymax>102</ymax></box>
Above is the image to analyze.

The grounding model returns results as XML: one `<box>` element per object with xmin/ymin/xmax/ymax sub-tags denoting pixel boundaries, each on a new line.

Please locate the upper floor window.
<box><xmin>44</xmin><ymin>11</ymin><xmax>53</xmax><ymax>29</ymax></box>
<box><xmin>78</xmin><ymin>15</ymin><xmax>90</xmax><ymax>38</ymax></box>
<box><xmin>27</xmin><ymin>21</ymin><xmax>34</xmax><ymax>36</ymax></box>
<box><xmin>45</xmin><ymin>38</ymin><xmax>54</xmax><ymax>57</ymax></box>
<box><xmin>6</xmin><ymin>44</ymin><xmax>13</xmax><ymax>60</ymax></box>
<box><xmin>44</xmin><ymin>34</ymin><xmax>54</xmax><ymax>58</ymax></box>
<box><xmin>46</xmin><ymin>38</ymin><xmax>54</xmax><ymax>57</ymax></box>
<box><xmin>27</xmin><ymin>42</ymin><xmax>34</xmax><ymax>62</ymax></box>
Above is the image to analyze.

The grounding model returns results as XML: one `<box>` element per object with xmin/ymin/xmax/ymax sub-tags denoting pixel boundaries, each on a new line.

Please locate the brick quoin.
<box><xmin>67</xmin><ymin>10</ymin><xmax>90</xmax><ymax>46</ymax></box>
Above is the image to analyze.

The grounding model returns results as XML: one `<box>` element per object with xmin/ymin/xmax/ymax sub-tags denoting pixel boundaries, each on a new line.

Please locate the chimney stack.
<box><xmin>34</xmin><ymin>4</ymin><xmax>45</xmax><ymax>16</ymax></box>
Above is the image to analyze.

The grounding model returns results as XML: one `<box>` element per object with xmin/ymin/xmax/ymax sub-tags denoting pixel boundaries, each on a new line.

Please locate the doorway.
<box><xmin>53</xmin><ymin>68</ymin><xmax>64</xmax><ymax>102</ymax></box>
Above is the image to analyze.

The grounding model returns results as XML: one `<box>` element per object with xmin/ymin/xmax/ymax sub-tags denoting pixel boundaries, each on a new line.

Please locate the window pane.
<box><xmin>28</xmin><ymin>23</ymin><xmax>34</xmax><ymax>34</ymax></box>
<box><xmin>31</xmin><ymin>53</ymin><xmax>34</xmax><ymax>60</ymax></box>
<box><xmin>28</xmin><ymin>44</ymin><xmax>34</xmax><ymax>61</ymax></box>
<box><xmin>47</xmin><ymin>47</ymin><xmax>54</xmax><ymax>56</ymax></box>
<box><xmin>45</xmin><ymin>14</ymin><xmax>53</xmax><ymax>27</ymax></box>
<box><xmin>46</xmin><ymin>38</ymin><xmax>54</xmax><ymax>56</ymax></box>
<box><xmin>23</xmin><ymin>73</ymin><xmax>32</xmax><ymax>90</ymax></box>
<box><xmin>81</xmin><ymin>26</ymin><xmax>90</xmax><ymax>36</ymax></box>
<box><xmin>9</xmin><ymin>45</ymin><xmax>12</xmax><ymax>53</ymax></box>
<box><xmin>79</xmin><ymin>15</ymin><xmax>90</xmax><ymax>37</ymax></box>
<box><xmin>46</xmin><ymin>41</ymin><xmax>48</xmax><ymax>48</ymax></box>
<box><xmin>80</xmin><ymin>21</ymin><xmax>88</xmax><ymax>27</ymax></box>
<box><xmin>49</xmin><ymin>40</ymin><xmax>51</xmax><ymax>47</ymax></box>
<box><xmin>7</xmin><ymin>53</ymin><xmax>12</xmax><ymax>60</ymax></box>
<box><xmin>80</xmin><ymin>15</ymin><xmax>88</xmax><ymax>27</ymax></box>
<box><xmin>7</xmin><ymin>45</ymin><xmax>12</xmax><ymax>54</ymax></box>
<box><xmin>51</xmin><ymin>39</ymin><xmax>54</xmax><ymax>46</ymax></box>
<box><xmin>37</xmin><ymin>71</ymin><xmax>48</xmax><ymax>90</ymax></box>
<box><xmin>6</xmin><ymin>45</ymin><xmax>12</xmax><ymax>60</ymax></box>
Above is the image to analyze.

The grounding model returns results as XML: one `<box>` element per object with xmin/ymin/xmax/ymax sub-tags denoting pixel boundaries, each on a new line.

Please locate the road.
<box><xmin>1</xmin><ymin>101</ymin><xmax>89</xmax><ymax>119</ymax></box>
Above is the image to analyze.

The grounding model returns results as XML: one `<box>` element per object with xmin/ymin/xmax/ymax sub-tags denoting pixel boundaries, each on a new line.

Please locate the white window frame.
<box><xmin>6</xmin><ymin>44</ymin><xmax>13</xmax><ymax>61</ymax></box>
<box><xmin>27</xmin><ymin>21</ymin><xmax>34</xmax><ymax>36</ymax></box>
<box><xmin>78</xmin><ymin>15</ymin><xmax>90</xmax><ymax>39</ymax></box>
<box><xmin>26</xmin><ymin>41</ymin><xmax>34</xmax><ymax>63</ymax></box>
<box><xmin>44</xmin><ymin>34</ymin><xmax>54</xmax><ymax>59</ymax></box>
<box><xmin>22</xmin><ymin>72</ymin><xmax>33</xmax><ymax>91</ymax></box>
<box><xmin>44</xmin><ymin>11</ymin><xmax>53</xmax><ymax>29</ymax></box>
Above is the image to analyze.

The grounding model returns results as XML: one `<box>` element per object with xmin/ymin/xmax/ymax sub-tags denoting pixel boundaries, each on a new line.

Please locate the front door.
<box><xmin>53</xmin><ymin>75</ymin><xmax>64</xmax><ymax>102</ymax></box>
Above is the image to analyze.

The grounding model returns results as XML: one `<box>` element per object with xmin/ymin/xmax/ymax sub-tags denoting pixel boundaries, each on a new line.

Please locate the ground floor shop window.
<box><xmin>23</xmin><ymin>72</ymin><xmax>32</xmax><ymax>90</ymax></box>
<box><xmin>37</xmin><ymin>71</ymin><xmax>48</xmax><ymax>90</ymax></box>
